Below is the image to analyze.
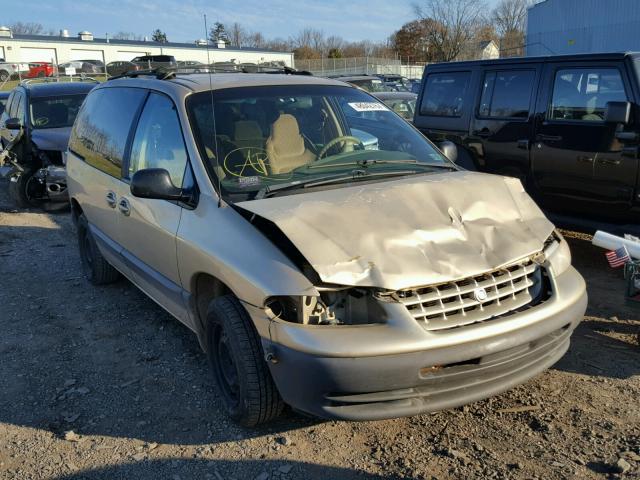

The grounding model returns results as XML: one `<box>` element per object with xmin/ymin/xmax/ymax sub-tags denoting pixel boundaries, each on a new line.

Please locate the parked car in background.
<box><xmin>331</xmin><ymin>74</ymin><xmax>390</xmax><ymax>92</ymax></box>
<box><xmin>0</xmin><ymin>91</ymin><xmax>9</xmax><ymax>115</ymax></box>
<box><xmin>377</xmin><ymin>74</ymin><xmax>412</xmax><ymax>91</ymax></box>
<box><xmin>414</xmin><ymin>52</ymin><xmax>640</xmax><ymax>234</ymax></box>
<box><xmin>66</xmin><ymin>71</ymin><xmax>586</xmax><ymax>427</ymax></box>
<box><xmin>374</xmin><ymin>91</ymin><xmax>417</xmax><ymax>121</ymax></box>
<box><xmin>106</xmin><ymin>61</ymin><xmax>139</xmax><ymax>77</ymax></box>
<box><xmin>58</xmin><ymin>61</ymin><xmax>102</xmax><ymax>75</ymax></box>
<box><xmin>132</xmin><ymin>55</ymin><xmax>177</xmax><ymax>70</ymax></box>
<box><xmin>0</xmin><ymin>61</ymin><xmax>20</xmax><ymax>82</ymax></box>
<box><xmin>0</xmin><ymin>81</ymin><xmax>96</xmax><ymax>208</ymax></box>
<box><xmin>26</xmin><ymin>62</ymin><xmax>55</xmax><ymax>78</ymax></box>
<box><xmin>176</xmin><ymin>60</ymin><xmax>209</xmax><ymax>73</ymax></box>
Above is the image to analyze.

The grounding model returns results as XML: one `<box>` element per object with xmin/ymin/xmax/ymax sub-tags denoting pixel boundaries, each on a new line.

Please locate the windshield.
<box><xmin>30</xmin><ymin>94</ymin><xmax>87</xmax><ymax>129</ymax></box>
<box><xmin>187</xmin><ymin>84</ymin><xmax>451</xmax><ymax>202</ymax></box>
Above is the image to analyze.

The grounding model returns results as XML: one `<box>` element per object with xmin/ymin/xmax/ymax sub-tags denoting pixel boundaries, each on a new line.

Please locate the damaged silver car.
<box><xmin>66</xmin><ymin>70</ymin><xmax>587</xmax><ymax>426</ymax></box>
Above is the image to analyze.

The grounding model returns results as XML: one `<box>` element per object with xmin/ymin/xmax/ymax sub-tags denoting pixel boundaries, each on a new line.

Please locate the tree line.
<box><xmin>9</xmin><ymin>0</ymin><xmax>533</xmax><ymax>63</ymax></box>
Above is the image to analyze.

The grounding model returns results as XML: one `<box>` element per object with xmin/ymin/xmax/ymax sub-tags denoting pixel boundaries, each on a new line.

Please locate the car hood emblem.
<box><xmin>473</xmin><ymin>287</ymin><xmax>488</xmax><ymax>302</ymax></box>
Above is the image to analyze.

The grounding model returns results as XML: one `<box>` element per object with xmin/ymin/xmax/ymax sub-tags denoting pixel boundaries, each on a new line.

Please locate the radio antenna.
<box><xmin>204</xmin><ymin>13</ymin><xmax>223</xmax><ymax>207</ymax></box>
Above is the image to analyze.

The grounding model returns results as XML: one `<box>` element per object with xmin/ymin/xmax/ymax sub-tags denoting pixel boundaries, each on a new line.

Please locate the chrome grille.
<box><xmin>397</xmin><ymin>258</ymin><xmax>542</xmax><ymax>331</ymax></box>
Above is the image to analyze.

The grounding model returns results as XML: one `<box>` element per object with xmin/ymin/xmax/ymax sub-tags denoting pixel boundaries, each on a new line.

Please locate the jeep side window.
<box><xmin>420</xmin><ymin>72</ymin><xmax>470</xmax><ymax>117</ymax></box>
<box><xmin>550</xmin><ymin>68</ymin><xmax>628</xmax><ymax>122</ymax></box>
<box><xmin>128</xmin><ymin>92</ymin><xmax>188</xmax><ymax>188</ymax></box>
<box><xmin>68</xmin><ymin>87</ymin><xmax>147</xmax><ymax>178</ymax></box>
<box><xmin>478</xmin><ymin>70</ymin><xmax>535</xmax><ymax>119</ymax></box>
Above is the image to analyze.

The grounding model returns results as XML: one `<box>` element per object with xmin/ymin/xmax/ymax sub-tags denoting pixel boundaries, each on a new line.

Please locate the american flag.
<box><xmin>605</xmin><ymin>246</ymin><xmax>630</xmax><ymax>268</ymax></box>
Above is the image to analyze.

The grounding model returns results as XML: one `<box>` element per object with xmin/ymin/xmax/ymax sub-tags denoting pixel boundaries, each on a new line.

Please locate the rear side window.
<box><xmin>550</xmin><ymin>68</ymin><xmax>628</xmax><ymax>122</ymax></box>
<box><xmin>478</xmin><ymin>70</ymin><xmax>535</xmax><ymax>118</ymax></box>
<box><xmin>69</xmin><ymin>87</ymin><xmax>147</xmax><ymax>177</ymax></box>
<box><xmin>420</xmin><ymin>72</ymin><xmax>470</xmax><ymax>117</ymax></box>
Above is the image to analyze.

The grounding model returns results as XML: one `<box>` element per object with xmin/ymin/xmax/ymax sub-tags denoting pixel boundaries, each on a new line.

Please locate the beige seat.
<box><xmin>265</xmin><ymin>114</ymin><xmax>315</xmax><ymax>174</ymax></box>
<box><xmin>234</xmin><ymin>120</ymin><xmax>264</xmax><ymax>152</ymax></box>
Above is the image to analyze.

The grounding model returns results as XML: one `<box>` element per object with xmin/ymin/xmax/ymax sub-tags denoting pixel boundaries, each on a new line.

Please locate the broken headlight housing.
<box><xmin>265</xmin><ymin>287</ymin><xmax>387</xmax><ymax>326</ymax></box>
<box><xmin>544</xmin><ymin>230</ymin><xmax>571</xmax><ymax>276</ymax></box>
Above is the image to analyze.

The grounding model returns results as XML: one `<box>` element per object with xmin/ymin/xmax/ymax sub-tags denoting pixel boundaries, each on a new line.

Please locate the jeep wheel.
<box><xmin>77</xmin><ymin>213</ymin><xmax>120</xmax><ymax>285</ymax></box>
<box><xmin>206</xmin><ymin>295</ymin><xmax>284</xmax><ymax>426</ymax></box>
<box><xmin>0</xmin><ymin>70</ymin><xmax>8</xmax><ymax>82</ymax></box>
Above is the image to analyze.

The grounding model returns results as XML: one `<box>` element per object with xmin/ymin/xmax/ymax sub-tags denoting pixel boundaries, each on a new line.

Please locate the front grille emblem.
<box><xmin>473</xmin><ymin>287</ymin><xmax>488</xmax><ymax>302</ymax></box>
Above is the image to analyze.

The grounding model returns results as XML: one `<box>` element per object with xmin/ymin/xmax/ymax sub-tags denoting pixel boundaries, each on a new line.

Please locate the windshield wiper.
<box><xmin>308</xmin><ymin>158</ymin><xmax>456</xmax><ymax>170</ymax></box>
<box><xmin>255</xmin><ymin>169</ymin><xmax>426</xmax><ymax>199</ymax></box>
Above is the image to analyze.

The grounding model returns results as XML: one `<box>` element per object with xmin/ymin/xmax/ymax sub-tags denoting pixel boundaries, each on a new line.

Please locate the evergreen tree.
<box><xmin>151</xmin><ymin>29</ymin><xmax>168</xmax><ymax>43</ymax></box>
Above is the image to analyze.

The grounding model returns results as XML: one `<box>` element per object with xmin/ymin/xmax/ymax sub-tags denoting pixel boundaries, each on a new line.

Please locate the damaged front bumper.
<box><xmin>245</xmin><ymin>266</ymin><xmax>587</xmax><ymax>421</ymax></box>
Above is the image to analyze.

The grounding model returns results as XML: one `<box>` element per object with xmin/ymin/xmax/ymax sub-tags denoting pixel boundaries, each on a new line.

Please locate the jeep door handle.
<box><xmin>472</xmin><ymin>128</ymin><xmax>492</xmax><ymax>138</ymax></box>
<box><xmin>536</xmin><ymin>134</ymin><xmax>563</xmax><ymax>142</ymax></box>
<box><xmin>118</xmin><ymin>197</ymin><xmax>131</xmax><ymax>216</ymax></box>
<box><xmin>597</xmin><ymin>158</ymin><xmax>621</xmax><ymax>166</ymax></box>
<box><xmin>577</xmin><ymin>156</ymin><xmax>594</xmax><ymax>164</ymax></box>
<box><xmin>105</xmin><ymin>191</ymin><xmax>117</xmax><ymax>208</ymax></box>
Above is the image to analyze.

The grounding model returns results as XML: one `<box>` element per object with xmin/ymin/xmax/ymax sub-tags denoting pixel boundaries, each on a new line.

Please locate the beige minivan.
<box><xmin>66</xmin><ymin>71</ymin><xmax>587</xmax><ymax>426</ymax></box>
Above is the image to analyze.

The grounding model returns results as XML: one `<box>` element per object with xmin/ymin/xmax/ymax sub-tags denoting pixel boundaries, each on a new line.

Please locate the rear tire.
<box><xmin>77</xmin><ymin>213</ymin><xmax>120</xmax><ymax>285</ymax></box>
<box><xmin>0</xmin><ymin>70</ymin><xmax>8</xmax><ymax>82</ymax></box>
<box><xmin>206</xmin><ymin>295</ymin><xmax>284</xmax><ymax>427</ymax></box>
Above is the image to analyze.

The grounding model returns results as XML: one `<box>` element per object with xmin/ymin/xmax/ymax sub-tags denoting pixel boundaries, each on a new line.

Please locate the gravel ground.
<box><xmin>0</xmin><ymin>182</ymin><xmax>639</xmax><ymax>480</ymax></box>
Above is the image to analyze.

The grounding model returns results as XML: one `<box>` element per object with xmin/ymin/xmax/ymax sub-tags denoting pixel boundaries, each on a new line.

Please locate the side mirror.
<box><xmin>5</xmin><ymin>117</ymin><xmax>22</xmax><ymax>130</ymax></box>
<box><xmin>130</xmin><ymin>168</ymin><xmax>183</xmax><ymax>201</ymax></box>
<box><xmin>604</xmin><ymin>101</ymin><xmax>631</xmax><ymax>125</ymax></box>
<box><xmin>438</xmin><ymin>140</ymin><xmax>458</xmax><ymax>163</ymax></box>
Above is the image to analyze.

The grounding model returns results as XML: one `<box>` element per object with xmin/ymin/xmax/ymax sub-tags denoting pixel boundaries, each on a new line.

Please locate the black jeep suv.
<box><xmin>414</xmin><ymin>52</ymin><xmax>640</xmax><ymax>234</ymax></box>
<box><xmin>0</xmin><ymin>81</ymin><xmax>96</xmax><ymax>208</ymax></box>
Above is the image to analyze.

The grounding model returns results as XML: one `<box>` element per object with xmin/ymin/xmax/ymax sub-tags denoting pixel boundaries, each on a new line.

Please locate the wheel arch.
<box><xmin>191</xmin><ymin>272</ymin><xmax>234</xmax><ymax>351</ymax></box>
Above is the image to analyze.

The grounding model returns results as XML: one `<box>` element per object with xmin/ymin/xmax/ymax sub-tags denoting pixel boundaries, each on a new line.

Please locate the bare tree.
<box><xmin>492</xmin><ymin>0</ymin><xmax>531</xmax><ymax>36</ymax></box>
<box><xmin>229</xmin><ymin>22</ymin><xmax>246</xmax><ymax>48</ymax></box>
<box><xmin>112</xmin><ymin>31</ymin><xmax>144</xmax><ymax>41</ymax></box>
<box><xmin>10</xmin><ymin>22</ymin><xmax>45</xmax><ymax>35</ymax></box>
<box><xmin>413</xmin><ymin>0</ymin><xmax>488</xmax><ymax>61</ymax></box>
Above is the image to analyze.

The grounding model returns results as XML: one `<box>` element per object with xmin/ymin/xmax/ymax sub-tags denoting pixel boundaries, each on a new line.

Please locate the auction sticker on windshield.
<box><xmin>348</xmin><ymin>102</ymin><xmax>388</xmax><ymax>112</ymax></box>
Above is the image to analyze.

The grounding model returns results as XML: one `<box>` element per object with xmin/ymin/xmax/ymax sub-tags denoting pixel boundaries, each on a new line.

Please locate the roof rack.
<box><xmin>107</xmin><ymin>64</ymin><xmax>311</xmax><ymax>81</ymax></box>
<box><xmin>20</xmin><ymin>76</ymin><xmax>100</xmax><ymax>86</ymax></box>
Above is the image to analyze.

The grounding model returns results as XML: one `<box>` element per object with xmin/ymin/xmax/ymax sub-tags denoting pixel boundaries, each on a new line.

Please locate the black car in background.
<box><xmin>106</xmin><ymin>61</ymin><xmax>140</xmax><ymax>77</ymax></box>
<box><xmin>414</xmin><ymin>52</ymin><xmax>640</xmax><ymax>233</ymax></box>
<box><xmin>0</xmin><ymin>81</ymin><xmax>96</xmax><ymax>208</ymax></box>
<box><xmin>131</xmin><ymin>54</ymin><xmax>177</xmax><ymax>70</ymax></box>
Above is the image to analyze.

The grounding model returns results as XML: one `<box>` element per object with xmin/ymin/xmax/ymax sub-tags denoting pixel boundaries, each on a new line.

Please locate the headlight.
<box><xmin>265</xmin><ymin>288</ymin><xmax>387</xmax><ymax>326</ymax></box>
<box><xmin>544</xmin><ymin>231</ymin><xmax>572</xmax><ymax>276</ymax></box>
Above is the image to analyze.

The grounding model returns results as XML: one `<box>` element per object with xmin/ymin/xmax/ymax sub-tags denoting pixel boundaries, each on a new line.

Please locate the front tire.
<box><xmin>77</xmin><ymin>213</ymin><xmax>120</xmax><ymax>285</ymax></box>
<box><xmin>8</xmin><ymin>170</ymin><xmax>41</xmax><ymax>209</ymax></box>
<box><xmin>206</xmin><ymin>295</ymin><xmax>284</xmax><ymax>427</ymax></box>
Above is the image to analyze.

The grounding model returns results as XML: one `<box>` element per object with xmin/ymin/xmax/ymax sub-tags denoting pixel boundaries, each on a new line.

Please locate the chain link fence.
<box><xmin>293</xmin><ymin>57</ymin><xmax>426</xmax><ymax>79</ymax></box>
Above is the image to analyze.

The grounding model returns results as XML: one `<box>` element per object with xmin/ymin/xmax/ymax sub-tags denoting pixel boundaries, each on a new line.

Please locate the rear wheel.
<box><xmin>206</xmin><ymin>295</ymin><xmax>284</xmax><ymax>426</ymax></box>
<box><xmin>77</xmin><ymin>213</ymin><xmax>120</xmax><ymax>285</ymax></box>
<box><xmin>0</xmin><ymin>70</ymin><xmax>9</xmax><ymax>82</ymax></box>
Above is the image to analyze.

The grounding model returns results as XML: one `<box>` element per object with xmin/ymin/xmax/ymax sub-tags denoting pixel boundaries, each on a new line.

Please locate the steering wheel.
<box><xmin>317</xmin><ymin>136</ymin><xmax>363</xmax><ymax>160</ymax></box>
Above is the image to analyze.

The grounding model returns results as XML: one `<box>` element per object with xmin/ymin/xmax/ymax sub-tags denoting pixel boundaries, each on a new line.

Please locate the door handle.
<box><xmin>536</xmin><ymin>134</ymin><xmax>563</xmax><ymax>142</ymax></box>
<box><xmin>105</xmin><ymin>191</ymin><xmax>117</xmax><ymax>208</ymax></box>
<box><xmin>517</xmin><ymin>139</ymin><xmax>530</xmax><ymax>150</ymax></box>
<box><xmin>597</xmin><ymin>158</ymin><xmax>621</xmax><ymax>166</ymax></box>
<box><xmin>118</xmin><ymin>197</ymin><xmax>131</xmax><ymax>216</ymax></box>
<box><xmin>577</xmin><ymin>156</ymin><xmax>594</xmax><ymax>164</ymax></box>
<box><xmin>472</xmin><ymin>129</ymin><xmax>492</xmax><ymax>138</ymax></box>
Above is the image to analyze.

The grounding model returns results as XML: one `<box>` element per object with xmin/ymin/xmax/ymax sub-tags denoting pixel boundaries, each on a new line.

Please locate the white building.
<box><xmin>0</xmin><ymin>27</ymin><xmax>293</xmax><ymax>68</ymax></box>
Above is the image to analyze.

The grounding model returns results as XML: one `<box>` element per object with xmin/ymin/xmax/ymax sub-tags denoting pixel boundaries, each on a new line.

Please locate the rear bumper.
<box><xmin>259</xmin><ymin>267</ymin><xmax>587</xmax><ymax>421</ymax></box>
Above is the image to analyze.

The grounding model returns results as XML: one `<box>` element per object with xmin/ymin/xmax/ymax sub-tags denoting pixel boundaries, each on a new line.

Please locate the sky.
<box><xmin>2</xmin><ymin>0</ymin><xmax>425</xmax><ymax>43</ymax></box>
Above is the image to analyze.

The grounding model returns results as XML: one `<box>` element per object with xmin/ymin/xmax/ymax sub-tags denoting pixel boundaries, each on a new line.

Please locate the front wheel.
<box><xmin>0</xmin><ymin>70</ymin><xmax>9</xmax><ymax>82</ymax></box>
<box><xmin>206</xmin><ymin>295</ymin><xmax>284</xmax><ymax>426</ymax></box>
<box><xmin>8</xmin><ymin>170</ymin><xmax>43</xmax><ymax>209</ymax></box>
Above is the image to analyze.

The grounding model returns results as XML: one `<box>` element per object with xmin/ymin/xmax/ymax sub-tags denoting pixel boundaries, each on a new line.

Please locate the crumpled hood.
<box><xmin>237</xmin><ymin>171</ymin><xmax>554</xmax><ymax>290</ymax></box>
<box><xmin>31</xmin><ymin>127</ymin><xmax>72</xmax><ymax>152</ymax></box>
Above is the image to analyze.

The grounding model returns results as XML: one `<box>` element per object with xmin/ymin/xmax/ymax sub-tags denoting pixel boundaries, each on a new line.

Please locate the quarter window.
<box><xmin>478</xmin><ymin>70</ymin><xmax>535</xmax><ymax>118</ymax></box>
<box><xmin>550</xmin><ymin>68</ymin><xmax>628</xmax><ymax>122</ymax></box>
<box><xmin>69</xmin><ymin>87</ymin><xmax>147</xmax><ymax>178</ymax></box>
<box><xmin>128</xmin><ymin>92</ymin><xmax>188</xmax><ymax>187</ymax></box>
<box><xmin>420</xmin><ymin>72</ymin><xmax>470</xmax><ymax>117</ymax></box>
